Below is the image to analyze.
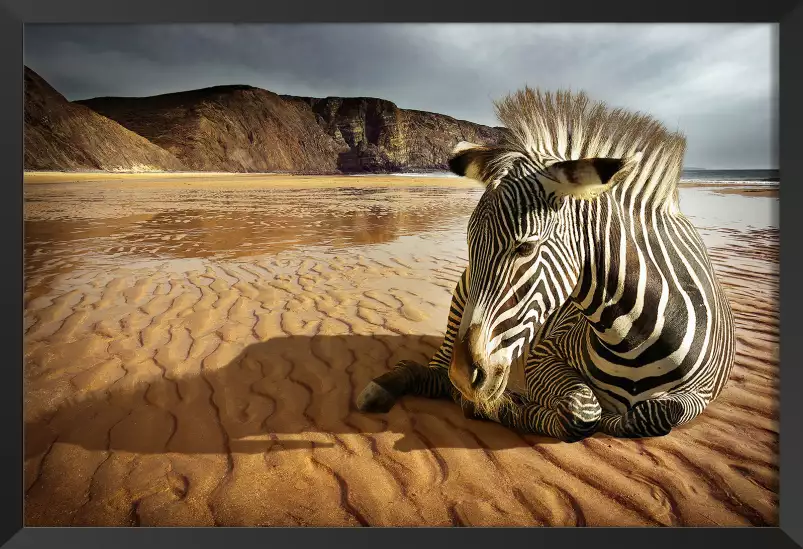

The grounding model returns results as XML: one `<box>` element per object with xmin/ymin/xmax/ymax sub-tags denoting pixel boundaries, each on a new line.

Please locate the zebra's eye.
<box><xmin>515</xmin><ymin>241</ymin><xmax>536</xmax><ymax>256</ymax></box>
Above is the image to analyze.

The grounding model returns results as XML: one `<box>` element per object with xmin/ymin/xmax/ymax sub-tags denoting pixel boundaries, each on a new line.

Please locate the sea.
<box><xmin>384</xmin><ymin>168</ymin><xmax>780</xmax><ymax>186</ymax></box>
<box><xmin>679</xmin><ymin>168</ymin><xmax>779</xmax><ymax>185</ymax></box>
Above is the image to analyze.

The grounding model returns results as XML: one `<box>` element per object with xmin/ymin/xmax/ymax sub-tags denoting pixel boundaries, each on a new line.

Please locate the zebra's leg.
<box><xmin>469</xmin><ymin>344</ymin><xmax>602</xmax><ymax>442</ymax></box>
<box><xmin>356</xmin><ymin>360</ymin><xmax>459</xmax><ymax>413</ymax></box>
<box><xmin>356</xmin><ymin>269</ymin><xmax>468</xmax><ymax>413</ymax></box>
<box><xmin>598</xmin><ymin>393</ymin><xmax>701</xmax><ymax>438</ymax></box>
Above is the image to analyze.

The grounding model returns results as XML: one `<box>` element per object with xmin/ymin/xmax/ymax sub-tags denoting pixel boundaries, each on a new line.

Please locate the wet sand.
<box><xmin>23</xmin><ymin>173</ymin><xmax>779</xmax><ymax>526</ymax></box>
<box><xmin>681</xmin><ymin>181</ymin><xmax>779</xmax><ymax>199</ymax></box>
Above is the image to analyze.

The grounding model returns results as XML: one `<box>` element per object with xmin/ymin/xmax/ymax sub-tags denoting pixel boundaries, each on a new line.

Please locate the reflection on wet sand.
<box><xmin>24</xmin><ymin>183</ymin><xmax>481</xmax><ymax>300</ymax></box>
<box><xmin>23</xmin><ymin>174</ymin><xmax>779</xmax><ymax>527</ymax></box>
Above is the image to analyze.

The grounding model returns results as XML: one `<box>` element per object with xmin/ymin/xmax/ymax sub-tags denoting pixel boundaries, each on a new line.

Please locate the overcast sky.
<box><xmin>24</xmin><ymin>23</ymin><xmax>777</xmax><ymax>169</ymax></box>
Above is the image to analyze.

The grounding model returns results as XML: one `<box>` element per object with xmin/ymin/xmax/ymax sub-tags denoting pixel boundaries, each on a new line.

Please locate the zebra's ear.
<box><xmin>448</xmin><ymin>141</ymin><xmax>506</xmax><ymax>189</ymax></box>
<box><xmin>448</xmin><ymin>141</ymin><xmax>489</xmax><ymax>183</ymax></box>
<box><xmin>543</xmin><ymin>151</ymin><xmax>643</xmax><ymax>200</ymax></box>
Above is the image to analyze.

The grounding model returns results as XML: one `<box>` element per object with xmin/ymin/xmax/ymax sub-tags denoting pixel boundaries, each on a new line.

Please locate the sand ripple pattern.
<box><xmin>23</xmin><ymin>180</ymin><xmax>778</xmax><ymax>527</ymax></box>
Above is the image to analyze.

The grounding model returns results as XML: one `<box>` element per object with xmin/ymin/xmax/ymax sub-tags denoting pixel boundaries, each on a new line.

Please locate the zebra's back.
<box><xmin>539</xmin><ymin>213</ymin><xmax>736</xmax><ymax>417</ymax></box>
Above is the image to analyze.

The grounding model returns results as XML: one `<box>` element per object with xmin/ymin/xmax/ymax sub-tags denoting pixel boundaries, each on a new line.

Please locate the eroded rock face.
<box><xmin>24</xmin><ymin>66</ymin><xmax>185</xmax><ymax>172</ymax></box>
<box><xmin>79</xmin><ymin>87</ymin><xmax>349</xmax><ymax>174</ymax></box>
<box><xmin>27</xmin><ymin>67</ymin><xmax>506</xmax><ymax>173</ymax></box>
<box><xmin>286</xmin><ymin>96</ymin><xmax>505</xmax><ymax>173</ymax></box>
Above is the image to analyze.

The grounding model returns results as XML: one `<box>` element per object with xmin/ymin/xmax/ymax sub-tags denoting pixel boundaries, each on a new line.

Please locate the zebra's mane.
<box><xmin>492</xmin><ymin>87</ymin><xmax>687</xmax><ymax>209</ymax></box>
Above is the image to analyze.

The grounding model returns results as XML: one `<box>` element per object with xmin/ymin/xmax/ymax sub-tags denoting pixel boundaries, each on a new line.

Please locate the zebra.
<box><xmin>356</xmin><ymin>87</ymin><xmax>736</xmax><ymax>441</ymax></box>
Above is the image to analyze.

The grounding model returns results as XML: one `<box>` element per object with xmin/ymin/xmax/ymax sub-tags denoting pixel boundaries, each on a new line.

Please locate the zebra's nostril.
<box><xmin>470</xmin><ymin>365</ymin><xmax>486</xmax><ymax>389</ymax></box>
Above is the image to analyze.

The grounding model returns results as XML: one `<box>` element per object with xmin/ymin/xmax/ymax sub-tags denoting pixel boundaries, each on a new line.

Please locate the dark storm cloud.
<box><xmin>23</xmin><ymin>23</ymin><xmax>777</xmax><ymax>169</ymax></box>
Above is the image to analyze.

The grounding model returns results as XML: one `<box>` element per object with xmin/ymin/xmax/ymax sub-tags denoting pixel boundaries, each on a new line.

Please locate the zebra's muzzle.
<box><xmin>448</xmin><ymin>324</ymin><xmax>503</xmax><ymax>403</ymax></box>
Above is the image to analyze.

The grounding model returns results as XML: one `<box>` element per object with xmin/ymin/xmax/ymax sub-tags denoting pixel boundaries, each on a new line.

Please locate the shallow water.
<box><xmin>24</xmin><ymin>183</ymin><xmax>477</xmax><ymax>288</ymax></box>
<box><xmin>679</xmin><ymin>186</ymin><xmax>778</xmax><ymax>230</ymax></box>
<box><xmin>23</xmin><ymin>178</ymin><xmax>778</xmax><ymax>289</ymax></box>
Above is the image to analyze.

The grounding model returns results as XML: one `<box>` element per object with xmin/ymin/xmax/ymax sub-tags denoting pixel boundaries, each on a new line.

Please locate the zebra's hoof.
<box><xmin>356</xmin><ymin>381</ymin><xmax>398</xmax><ymax>413</ymax></box>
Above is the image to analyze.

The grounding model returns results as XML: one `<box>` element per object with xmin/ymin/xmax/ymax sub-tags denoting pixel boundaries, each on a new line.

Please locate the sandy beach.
<box><xmin>23</xmin><ymin>173</ymin><xmax>779</xmax><ymax>527</ymax></box>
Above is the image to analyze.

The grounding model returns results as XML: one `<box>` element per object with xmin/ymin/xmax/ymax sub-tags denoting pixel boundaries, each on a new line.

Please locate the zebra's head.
<box><xmin>445</xmin><ymin>140</ymin><xmax>641</xmax><ymax>408</ymax></box>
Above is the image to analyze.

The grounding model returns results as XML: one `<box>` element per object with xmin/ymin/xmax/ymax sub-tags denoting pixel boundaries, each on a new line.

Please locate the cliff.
<box><xmin>282</xmin><ymin>96</ymin><xmax>504</xmax><ymax>172</ymax></box>
<box><xmin>24</xmin><ymin>66</ymin><xmax>185</xmax><ymax>172</ymax></box>
<box><xmin>27</xmin><ymin>68</ymin><xmax>506</xmax><ymax>173</ymax></box>
<box><xmin>79</xmin><ymin>86</ymin><xmax>348</xmax><ymax>173</ymax></box>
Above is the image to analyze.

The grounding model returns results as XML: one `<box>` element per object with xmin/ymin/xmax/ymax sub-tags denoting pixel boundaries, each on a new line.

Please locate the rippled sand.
<box><xmin>23</xmin><ymin>173</ymin><xmax>779</xmax><ymax>526</ymax></box>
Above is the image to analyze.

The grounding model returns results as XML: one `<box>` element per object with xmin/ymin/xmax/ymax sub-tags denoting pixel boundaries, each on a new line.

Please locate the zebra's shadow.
<box><xmin>25</xmin><ymin>334</ymin><xmax>559</xmax><ymax>460</ymax></box>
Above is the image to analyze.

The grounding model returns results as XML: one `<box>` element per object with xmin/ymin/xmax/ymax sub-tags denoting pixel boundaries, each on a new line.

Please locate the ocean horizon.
<box><xmin>382</xmin><ymin>167</ymin><xmax>780</xmax><ymax>184</ymax></box>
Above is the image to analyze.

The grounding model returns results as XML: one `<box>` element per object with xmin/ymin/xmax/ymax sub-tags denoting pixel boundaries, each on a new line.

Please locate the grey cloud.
<box><xmin>23</xmin><ymin>23</ymin><xmax>777</xmax><ymax>168</ymax></box>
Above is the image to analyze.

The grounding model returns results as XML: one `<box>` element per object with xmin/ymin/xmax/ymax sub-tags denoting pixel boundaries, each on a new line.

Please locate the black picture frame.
<box><xmin>3</xmin><ymin>2</ymin><xmax>799</xmax><ymax>547</ymax></box>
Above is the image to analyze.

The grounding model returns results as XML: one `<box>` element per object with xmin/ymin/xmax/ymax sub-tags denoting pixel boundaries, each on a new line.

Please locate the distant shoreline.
<box><xmin>22</xmin><ymin>171</ymin><xmax>478</xmax><ymax>189</ymax></box>
<box><xmin>22</xmin><ymin>169</ymin><xmax>460</xmax><ymax>178</ymax></box>
<box><xmin>23</xmin><ymin>170</ymin><xmax>781</xmax><ymax>188</ymax></box>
